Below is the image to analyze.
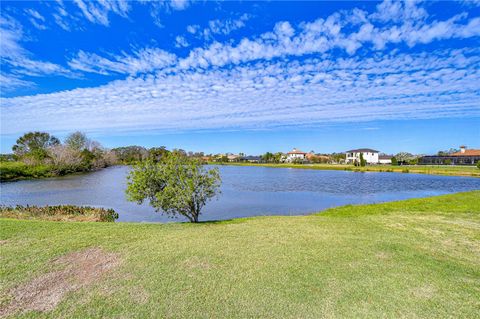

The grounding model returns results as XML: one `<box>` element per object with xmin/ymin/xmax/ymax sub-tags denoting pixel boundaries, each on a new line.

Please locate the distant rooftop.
<box><xmin>346</xmin><ymin>148</ymin><xmax>379</xmax><ymax>153</ymax></box>
<box><xmin>451</xmin><ymin>149</ymin><xmax>480</xmax><ymax>156</ymax></box>
<box><xmin>379</xmin><ymin>155</ymin><xmax>393</xmax><ymax>160</ymax></box>
<box><xmin>287</xmin><ymin>148</ymin><xmax>307</xmax><ymax>154</ymax></box>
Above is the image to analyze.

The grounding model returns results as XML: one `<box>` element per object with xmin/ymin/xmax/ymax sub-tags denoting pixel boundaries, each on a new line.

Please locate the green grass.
<box><xmin>1</xmin><ymin>191</ymin><xmax>480</xmax><ymax>318</ymax></box>
<box><xmin>215</xmin><ymin>162</ymin><xmax>480</xmax><ymax>177</ymax></box>
<box><xmin>0</xmin><ymin>162</ymin><xmax>55</xmax><ymax>182</ymax></box>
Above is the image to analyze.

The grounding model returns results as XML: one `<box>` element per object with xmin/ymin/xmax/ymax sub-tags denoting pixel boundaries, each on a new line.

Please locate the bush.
<box><xmin>0</xmin><ymin>205</ymin><xmax>118</xmax><ymax>222</ymax></box>
<box><xmin>0</xmin><ymin>162</ymin><xmax>54</xmax><ymax>181</ymax></box>
<box><xmin>477</xmin><ymin>161</ymin><xmax>480</xmax><ymax>170</ymax></box>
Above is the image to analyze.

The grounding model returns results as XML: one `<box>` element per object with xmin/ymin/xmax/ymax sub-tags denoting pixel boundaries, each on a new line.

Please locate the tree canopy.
<box><xmin>12</xmin><ymin>132</ymin><xmax>60</xmax><ymax>161</ymax></box>
<box><xmin>126</xmin><ymin>153</ymin><xmax>221</xmax><ymax>223</ymax></box>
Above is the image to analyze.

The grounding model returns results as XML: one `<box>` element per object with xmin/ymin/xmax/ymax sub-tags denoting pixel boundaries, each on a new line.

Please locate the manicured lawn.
<box><xmin>1</xmin><ymin>191</ymin><xmax>479</xmax><ymax>318</ymax></box>
<box><xmin>218</xmin><ymin>162</ymin><xmax>480</xmax><ymax>177</ymax></box>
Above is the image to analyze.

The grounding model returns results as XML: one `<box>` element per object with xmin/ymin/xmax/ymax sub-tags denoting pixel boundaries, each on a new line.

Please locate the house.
<box><xmin>378</xmin><ymin>155</ymin><xmax>393</xmax><ymax>165</ymax></box>
<box><xmin>227</xmin><ymin>154</ymin><xmax>240</xmax><ymax>162</ymax></box>
<box><xmin>286</xmin><ymin>148</ymin><xmax>307</xmax><ymax>162</ymax></box>
<box><xmin>241</xmin><ymin>156</ymin><xmax>261</xmax><ymax>163</ymax></box>
<box><xmin>345</xmin><ymin>148</ymin><xmax>379</xmax><ymax>164</ymax></box>
<box><xmin>420</xmin><ymin>146</ymin><xmax>480</xmax><ymax>165</ymax></box>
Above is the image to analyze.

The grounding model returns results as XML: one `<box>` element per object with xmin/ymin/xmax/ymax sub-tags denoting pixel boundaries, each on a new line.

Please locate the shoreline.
<box><xmin>2</xmin><ymin>191</ymin><xmax>479</xmax><ymax>224</ymax></box>
<box><xmin>210</xmin><ymin>162</ymin><xmax>480</xmax><ymax>178</ymax></box>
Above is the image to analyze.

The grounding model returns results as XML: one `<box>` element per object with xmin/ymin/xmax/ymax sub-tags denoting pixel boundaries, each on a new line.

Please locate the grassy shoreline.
<box><xmin>1</xmin><ymin>191</ymin><xmax>479</xmax><ymax>318</ymax></box>
<box><xmin>212</xmin><ymin>162</ymin><xmax>480</xmax><ymax>177</ymax></box>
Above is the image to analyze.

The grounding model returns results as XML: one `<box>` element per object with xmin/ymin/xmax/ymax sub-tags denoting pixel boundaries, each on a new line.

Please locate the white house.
<box><xmin>346</xmin><ymin>148</ymin><xmax>379</xmax><ymax>164</ymax></box>
<box><xmin>378</xmin><ymin>155</ymin><xmax>393</xmax><ymax>165</ymax></box>
<box><xmin>286</xmin><ymin>148</ymin><xmax>307</xmax><ymax>162</ymax></box>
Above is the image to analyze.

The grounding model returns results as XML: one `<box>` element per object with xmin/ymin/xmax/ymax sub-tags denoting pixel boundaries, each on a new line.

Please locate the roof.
<box><xmin>450</xmin><ymin>149</ymin><xmax>480</xmax><ymax>156</ymax></box>
<box><xmin>379</xmin><ymin>155</ymin><xmax>392</xmax><ymax>160</ymax></box>
<box><xmin>287</xmin><ymin>148</ymin><xmax>307</xmax><ymax>154</ymax></box>
<box><xmin>242</xmin><ymin>156</ymin><xmax>261</xmax><ymax>160</ymax></box>
<box><xmin>346</xmin><ymin>148</ymin><xmax>379</xmax><ymax>153</ymax></box>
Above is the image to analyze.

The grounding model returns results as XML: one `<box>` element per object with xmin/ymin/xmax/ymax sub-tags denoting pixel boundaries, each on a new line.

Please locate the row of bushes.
<box><xmin>0</xmin><ymin>205</ymin><xmax>118</xmax><ymax>222</ymax></box>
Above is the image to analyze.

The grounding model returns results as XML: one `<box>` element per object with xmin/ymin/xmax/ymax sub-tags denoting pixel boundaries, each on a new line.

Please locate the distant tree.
<box><xmin>262</xmin><ymin>152</ymin><xmax>274</xmax><ymax>163</ymax></box>
<box><xmin>65</xmin><ymin>131</ymin><xmax>89</xmax><ymax>151</ymax></box>
<box><xmin>444</xmin><ymin>159</ymin><xmax>452</xmax><ymax>165</ymax></box>
<box><xmin>111</xmin><ymin>146</ymin><xmax>148</xmax><ymax>164</ymax></box>
<box><xmin>477</xmin><ymin>161</ymin><xmax>480</xmax><ymax>170</ymax></box>
<box><xmin>126</xmin><ymin>153</ymin><xmax>221</xmax><ymax>223</ymax></box>
<box><xmin>360</xmin><ymin>153</ymin><xmax>367</xmax><ymax>167</ymax></box>
<box><xmin>218</xmin><ymin>155</ymin><xmax>229</xmax><ymax>163</ymax></box>
<box><xmin>148</xmin><ymin>146</ymin><xmax>169</xmax><ymax>162</ymax></box>
<box><xmin>273</xmin><ymin>152</ymin><xmax>283</xmax><ymax>163</ymax></box>
<box><xmin>437</xmin><ymin>148</ymin><xmax>459</xmax><ymax>156</ymax></box>
<box><xmin>12</xmin><ymin>132</ymin><xmax>60</xmax><ymax>162</ymax></box>
<box><xmin>391</xmin><ymin>157</ymin><xmax>398</xmax><ymax>166</ymax></box>
<box><xmin>395</xmin><ymin>152</ymin><xmax>415</xmax><ymax>165</ymax></box>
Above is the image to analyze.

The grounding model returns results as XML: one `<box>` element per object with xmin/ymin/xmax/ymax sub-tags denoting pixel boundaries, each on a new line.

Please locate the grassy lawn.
<box><xmin>1</xmin><ymin>191</ymin><xmax>479</xmax><ymax>318</ymax></box>
<box><xmin>217</xmin><ymin>162</ymin><xmax>480</xmax><ymax>177</ymax></box>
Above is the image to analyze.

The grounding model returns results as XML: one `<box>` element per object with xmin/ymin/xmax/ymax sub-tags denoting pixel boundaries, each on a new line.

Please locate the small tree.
<box><xmin>477</xmin><ymin>161</ymin><xmax>480</xmax><ymax>170</ymax></box>
<box><xmin>359</xmin><ymin>153</ymin><xmax>366</xmax><ymax>167</ymax></box>
<box><xmin>126</xmin><ymin>153</ymin><xmax>221</xmax><ymax>223</ymax></box>
<box><xmin>65</xmin><ymin>131</ymin><xmax>89</xmax><ymax>151</ymax></box>
<box><xmin>391</xmin><ymin>157</ymin><xmax>398</xmax><ymax>166</ymax></box>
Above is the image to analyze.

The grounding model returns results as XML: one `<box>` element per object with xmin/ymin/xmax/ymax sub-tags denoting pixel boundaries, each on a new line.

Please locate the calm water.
<box><xmin>1</xmin><ymin>165</ymin><xmax>479</xmax><ymax>222</ymax></box>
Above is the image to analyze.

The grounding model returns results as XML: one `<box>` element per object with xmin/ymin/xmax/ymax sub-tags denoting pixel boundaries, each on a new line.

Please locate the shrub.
<box><xmin>0</xmin><ymin>205</ymin><xmax>118</xmax><ymax>222</ymax></box>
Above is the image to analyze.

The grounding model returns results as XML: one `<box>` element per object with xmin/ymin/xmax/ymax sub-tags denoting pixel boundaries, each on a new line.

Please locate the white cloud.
<box><xmin>169</xmin><ymin>0</ymin><xmax>191</xmax><ymax>11</ymax></box>
<box><xmin>207</xmin><ymin>13</ymin><xmax>251</xmax><ymax>36</ymax></box>
<box><xmin>0</xmin><ymin>74</ymin><xmax>34</xmax><ymax>92</ymax></box>
<box><xmin>72</xmin><ymin>0</ymin><xmax>129</xmax><ymax>26</ymax></box>
<box><xmin>186</xmin><ymin>24</ymin><xmax>200</xmax><ymax>34</ymax></box>
<box><xmin>2</xmin><ymin>48</ymin><xmax>479</xmax><ymax>136</ymax></box>
<box><xmin>175</xmin><ymin>35</ymin><xmax>189</xmax><ymax>48</ymax></box>
<box><xmin>0</xmin><ymin>15</ymin><xmax>71</xmax><ymax>77</ymax></box>
<box><xmin>68</xmin><ymin>48</ymin><xmax>177</xmax><ymax>75</ymax></box>
<box><xmin>25</xmin><ymin>9</ymin><xmax>47</xmax><ymax>30</ymax></box>
<box><xmin>2</xmin><ymin>0</ymin><xmax>480</xmax><ymax>136</ymax></box>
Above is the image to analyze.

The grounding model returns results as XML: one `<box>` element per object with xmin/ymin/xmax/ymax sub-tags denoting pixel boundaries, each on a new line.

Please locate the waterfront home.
<box><xmin>227</xmin><ymin>154</ymin><xmax>240</xmax><ymax>162</ymax></box>
<box><xmin>346</xmin><ymin>148</ymin><xmax>379</xmax><ymax>164</ymax></box>
<box><xmin>379</xmin><ymin>155</ymin><xmax>393</xmax><ymax>165</ymax></box>
<box><xmin>286</xmin><ymin>148</ymin><xmax>307</xmax><ymax>162</ymax></box>
<box><xmin>420</xmin><ymin>146</ymin><xmax>480</xmax><ymax>165</ymax></box>
<box><xmin>241</xmin><ymin>156</ymin><xmax>261</xmax><ymax>163</ymax></box>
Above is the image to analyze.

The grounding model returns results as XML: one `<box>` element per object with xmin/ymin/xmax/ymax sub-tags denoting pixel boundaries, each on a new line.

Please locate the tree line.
<box><xmin>4</xmin><ymin>131</ymin><xmax>117</xmax><ymax>177</ymax></box>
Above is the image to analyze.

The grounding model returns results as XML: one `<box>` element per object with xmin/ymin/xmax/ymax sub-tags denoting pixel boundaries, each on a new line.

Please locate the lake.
<box><xmin>1</xmin><ymin>165</ymin><xmax>479</xmax><ymax>222</ymax></box>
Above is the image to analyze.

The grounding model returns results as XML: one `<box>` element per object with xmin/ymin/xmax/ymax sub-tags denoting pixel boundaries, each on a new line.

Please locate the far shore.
<box><xmin>210</xmin><ymin>162</ymin><xmax>480</xmax><ymax>178</ymax></box>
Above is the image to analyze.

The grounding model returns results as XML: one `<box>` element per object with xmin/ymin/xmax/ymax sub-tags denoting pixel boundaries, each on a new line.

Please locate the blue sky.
<box><xmin>1</xmin><ymin>0</ymin><xmax>479</xmax><ymax>154</ymax></box>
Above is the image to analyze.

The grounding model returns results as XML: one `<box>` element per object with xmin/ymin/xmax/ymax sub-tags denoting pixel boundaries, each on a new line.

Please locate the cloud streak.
<box><xmin>2</xmin><ymin>48</ymin><xmax>480</xmax><ymax>135</ymax></box>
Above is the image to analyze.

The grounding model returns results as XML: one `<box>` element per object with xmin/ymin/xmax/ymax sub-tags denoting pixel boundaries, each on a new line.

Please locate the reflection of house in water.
<box><xmin>420</xmin><ymin>146</ymin><xmax>480</xmax><ymax>165</ymax></box>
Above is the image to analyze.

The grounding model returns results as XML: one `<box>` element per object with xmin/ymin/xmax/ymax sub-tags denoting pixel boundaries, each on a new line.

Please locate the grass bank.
<box><xmin>215</xmin><ymin>162</ymin><xmax>480</xmax><ymax>177</ymax></box>
<box><xmin>1</xmin><ymin>191</ymin><xmax>479</xmax><ymax>318</ymax></box>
